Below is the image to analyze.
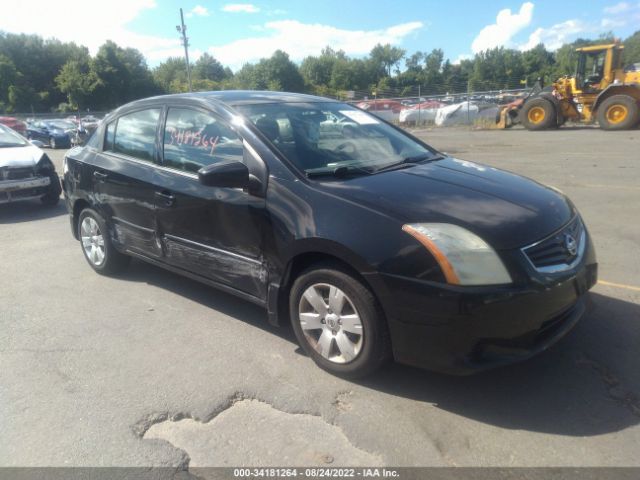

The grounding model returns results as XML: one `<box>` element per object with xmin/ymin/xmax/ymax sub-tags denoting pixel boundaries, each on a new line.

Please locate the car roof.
<box><xmin>126</xmin><ymin>90</ymin><xmax>336</xmax><ymax>108</ymax></box>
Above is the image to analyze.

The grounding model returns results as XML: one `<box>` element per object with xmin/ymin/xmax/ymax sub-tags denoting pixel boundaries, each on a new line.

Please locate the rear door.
<box><xmin>152</xmin><ymin>106</ymin><xmax>268</xmax><ymax>300</ymax></box>
<box><xmin>95</xmin><ymin>108</ymin><xmax>163</xmax><ymax>257</ymax></box>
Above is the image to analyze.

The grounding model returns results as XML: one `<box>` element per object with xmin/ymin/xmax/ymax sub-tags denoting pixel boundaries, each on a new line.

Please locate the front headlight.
<box><xmin>402</xmin><ymin>223</ymin><xmax>512</xmax><ymax>286</ymax></box>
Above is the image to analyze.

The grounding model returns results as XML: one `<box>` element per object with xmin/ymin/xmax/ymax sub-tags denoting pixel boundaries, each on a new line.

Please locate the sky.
<box><xmin>1</xmin><ymin>1</ymin><xmax>639</xmax><ymax>70</ymax></box>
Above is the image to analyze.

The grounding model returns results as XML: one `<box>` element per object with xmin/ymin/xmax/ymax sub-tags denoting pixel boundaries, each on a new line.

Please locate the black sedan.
<box><xmin>27</xmin><ymin>120</ymin><xmax>73</xmax><ymax>149</ymax></box>
<box><xmin>62</xmin><ymin>91</ymin><xmax>597</xmax><ymax>377</ymax></box>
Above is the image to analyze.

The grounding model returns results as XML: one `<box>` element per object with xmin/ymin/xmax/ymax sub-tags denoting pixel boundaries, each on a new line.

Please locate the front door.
<box><xmin>153</xmin><ymin>106</ymin><xmax>268</xmax><ymax>300</ymax></box>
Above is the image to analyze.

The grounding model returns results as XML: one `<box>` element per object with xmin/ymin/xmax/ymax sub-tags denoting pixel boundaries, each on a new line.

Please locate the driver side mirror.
<box><xmin>198</xmin><ymin>160</ymin><xmax>249</xmax><ymax>188</ymax></box>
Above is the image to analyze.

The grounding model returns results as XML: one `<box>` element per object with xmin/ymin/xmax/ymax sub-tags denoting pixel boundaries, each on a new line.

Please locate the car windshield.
<box><xmin>0</xmin><ymin>124</ymin><xmax>28</xmax><ymax>148</ymax></box>
<box><xmin>236</xmin><ymin>102</ymin><xmax>439</xmax><ymax>176</ymax></box>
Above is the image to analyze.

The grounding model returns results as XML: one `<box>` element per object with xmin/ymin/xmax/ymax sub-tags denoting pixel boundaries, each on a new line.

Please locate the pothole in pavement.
<box><xmin>141</xmin><ymin>398</ymin><xmax>383</xmax><ymax>467</ymax></box>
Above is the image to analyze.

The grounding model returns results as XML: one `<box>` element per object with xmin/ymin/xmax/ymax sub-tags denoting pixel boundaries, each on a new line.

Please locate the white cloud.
<box><xmin>604</xmin><ymin>2</ymin><xmax>631</xmax><ymax>14</ymax></box>
<box><xmin>601</xmin><ymin>2</ymin><xmax>640</xmax><ymax>28</ymax></box>
<box><xmin>452</xmin><ymin>53</ymin><xmax>472</xmax><ymax>65</ymax></box>
<box><xmin>0</xmin><ymin>0</ymin><xmax>187</xmax><ymax>62</ymax></box>
<box><xmin>222</xmin><ymin>3</ymin><xmax>260</xmax><ymax>13</ymax></box>
<box><xmin>186</xmin><ymin>5</ymin><xmax>210</xmax><ymax>18</ymax></box>
<box><xmin>601</xmin><ymin>18</ymin><xmax>626</xmax><ymax>28</ymax></box>
<box><xmin>209</xmin><ymin>20</ymin><xmax>423</xmax><ymax>71</ymax></box>
<box><xmin>519</xmin><ymin>19</ymin><xmax>586</xmax><ymax>51</ymax></box>
<box><xmin>471</xmin><ymin>2</ymin><xmax>534</xmax><ymax>53</ymax></box>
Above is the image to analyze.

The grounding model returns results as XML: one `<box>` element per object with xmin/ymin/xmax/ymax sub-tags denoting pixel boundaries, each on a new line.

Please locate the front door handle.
<box><xmin>93</xmin><ymin>171</ymin><xmax>108</xmax><ymax>181</ymax></box>
<box><xmin>155</xmin><ymin>190</ymin><xmax>176</xmax><ymax>207</ymax></box>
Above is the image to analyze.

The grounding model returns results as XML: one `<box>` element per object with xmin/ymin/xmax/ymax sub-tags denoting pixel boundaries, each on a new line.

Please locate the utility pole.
<box><xmin>176</xmin><ymin>8</ymin><xmax>192</xmax><ymax>92</ymax></box>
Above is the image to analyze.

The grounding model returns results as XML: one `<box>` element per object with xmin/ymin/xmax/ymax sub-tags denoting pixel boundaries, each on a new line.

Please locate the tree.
<box><xmin>0</xmin><ymin>54</ymin><xmax>18</xmax><ymax>108</ymax></box>
<box><xmin>235</xmin><ymin>50</ymin><xmax>304</xmax><ymax>92</ymax></box>
<box><xmin>623</xmin><ymin>30</ymin><xmax>640</xmax><ymax>65</ymax></box>
<box><xmin>370</xmin><ymin>44</ymin><xmax>405</xmax><ymax>78</ymax></box>
<box><xmin>55</xmin><ymin>59</ymin><xmax>98</xmax><ymax>109</ymax></box>
<box><xmin>193</xmin><ymin>53</ymin><xmax>227</xmax><ymax>82</ymax></box>
<box><xmin>153</xmin><ymin>57</ymin><xmax>187</xmax><ymax>92</ymax></box>
<box><xmin>91</xmin><ymin>41</ymin><xmax>159</xmax><ymax>109</ymax></box>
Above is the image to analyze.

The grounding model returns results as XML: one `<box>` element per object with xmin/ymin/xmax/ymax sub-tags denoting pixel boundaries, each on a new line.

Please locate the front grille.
<box><xmin>523</xmin><ymin>216</ymin><xmax>584</xmax><ymax>270</ymax></box>
<box><xmin>1</xmin><ymin>167</ymin><xmax>36</xmax><ymax>181</ymax></box>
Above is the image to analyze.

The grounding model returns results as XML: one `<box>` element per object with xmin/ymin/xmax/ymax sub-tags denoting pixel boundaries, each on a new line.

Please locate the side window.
<box><xmin>85</xmin><ymin>128</ymin><xmax>100</xmax><ymax>149</ymax></box>
<box><xmin>104</xmin><ymin>122</ymin><xmax>116</xmax><ymax>151</ymax></box>
<box><xmin>113</xmin><ymin>108</ymin><xmax>161</xmax><ymax>162</ymax></box>
<box><xmin>163</xmin><ymin>108</ymin><xmax>243</xmax><ymax>174</ymax></box>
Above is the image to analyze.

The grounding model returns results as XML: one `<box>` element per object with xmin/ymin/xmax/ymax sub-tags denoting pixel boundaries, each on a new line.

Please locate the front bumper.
<box><xmin>0</xmin><ymin>176</ymin><xmax>51</xmax><ymax>204</ymax></box>
<box><xmin>376</xmin><ymin>250</ymin><xmax>598</xmax><ymax>375</ymax></box>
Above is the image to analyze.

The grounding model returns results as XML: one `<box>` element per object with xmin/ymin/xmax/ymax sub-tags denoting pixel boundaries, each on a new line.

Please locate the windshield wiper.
<box><xmin>372</xmin><ymin>153</ymin><xmax>444</xmax><ymax>174</ymax></box>
<box><xmin>306</xmin><ymin>165</ymin><xmax>373</xmax><ymax>179</ymax></box>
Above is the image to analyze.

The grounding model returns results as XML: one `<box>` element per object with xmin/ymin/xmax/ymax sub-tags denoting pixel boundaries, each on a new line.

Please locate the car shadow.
<box><xmin>0</xmin><ymin>199</ymin><xmax>66</xmax><ymax>224</ymax></box>
<box><xmin>119</xmin><ymin>259</ymin><xmax>296</xmax><ymax>343</ymax></box>
<box><xmin>113</xmin><ymin>258</ymin><xmax>640</xmax><ymax>437</ymax></box>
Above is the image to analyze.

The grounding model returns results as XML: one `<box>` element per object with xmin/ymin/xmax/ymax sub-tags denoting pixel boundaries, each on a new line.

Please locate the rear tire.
<box><xmin>597</xmin><ymin>95</ymin><xmax>639</xmax><ymax>130</ymax></box>
<box><xmin>521</xmin><ymin>98</ymin><xmax>557</xmax><ymax>130</ymax></box>
<box><xmin>289</xmin><ymin>263</ymin><xmax>391</xmax><ymax>378</ymax></box>
<box><xmin>78</xmin><ymin>208</ymin><xmax>130</xmax><ymax>275</ymax></box>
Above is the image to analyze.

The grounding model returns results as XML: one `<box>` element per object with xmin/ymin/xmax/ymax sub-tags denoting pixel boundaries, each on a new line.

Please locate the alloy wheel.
<box><xmin>81</xmin><ymin>217</ymin><xmax>105</xmax><ymax>266</ymax></box>
<box><xmin>298</xmin><ymin>283</ymin><xmax>364</xmax><ymax>363</ymax></box>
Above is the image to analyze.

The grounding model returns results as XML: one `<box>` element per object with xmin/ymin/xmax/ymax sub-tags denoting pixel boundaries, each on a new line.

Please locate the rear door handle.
<box><xmin>93</xmin><ymin>171</ymin><xmax>108</xmax><ymax>180</ymax></box>
<box><xmin>155</xmin><ymin>190</ymin><xmax>176</xmax><ymax>207</ymax></box>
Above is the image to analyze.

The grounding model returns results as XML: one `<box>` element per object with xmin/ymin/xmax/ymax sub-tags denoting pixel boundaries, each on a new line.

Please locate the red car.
<box><xmin>355</xmin><ymin>99</ymin><xmax>404</xmax><ymax>122</ymax></box>
<box><xmin>0</xmin><ymin>116</ymin><xmax>27</xmax><ymax>136</ymax></box>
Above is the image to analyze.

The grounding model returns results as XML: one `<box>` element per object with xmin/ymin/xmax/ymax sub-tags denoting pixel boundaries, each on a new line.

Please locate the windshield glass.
<box><xmin>236</xmin><ymin>102</ymin><xmax>438</xmax><ymax>175</ymax></box>
<box><xmin>0</xmin><ymin>124</ymin><xmax>29</xmax><ymax>147</ymax></box>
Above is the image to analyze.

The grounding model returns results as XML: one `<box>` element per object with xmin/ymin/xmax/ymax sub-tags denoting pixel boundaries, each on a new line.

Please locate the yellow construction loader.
<box><xmin>498</xmin><ymin>41</ymin><xmax>640</xmax><ymax>130</ymax></box>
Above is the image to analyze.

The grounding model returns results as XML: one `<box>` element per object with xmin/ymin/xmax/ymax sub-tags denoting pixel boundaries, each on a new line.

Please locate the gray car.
<box><xmin>0</xmin><ymin>124</ymin><xmax>62</xmax><ymax>205</ymax></box>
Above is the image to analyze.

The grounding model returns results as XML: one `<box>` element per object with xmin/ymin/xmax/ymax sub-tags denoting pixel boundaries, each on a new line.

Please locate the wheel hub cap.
<box><xmin>528</xmin><ymin>106</ymin><xmax>545</xmax><ymax>124</ymax></box>
<box><xmin>606</xmin><ymin>105</ymin><xmax>627</xmax><ymax>124</ymax></box>
<box><xmin>325</xmin><ymin>313</ymin><xmax>339</xmax><ymax>330</ymax></box>
<box><xmin>81</xmin><ymin>217</ymin><xmax>105</xmax><ymax>266</ymax></box>
<box><xmin>298</xmin><ymin>283</ymin><xmax>363</xmax><ymax>364</ymax></box>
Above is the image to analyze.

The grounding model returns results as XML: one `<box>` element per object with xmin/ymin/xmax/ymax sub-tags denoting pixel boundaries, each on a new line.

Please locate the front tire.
<box><xmin>49</xmin><ymin>137</ymin><xmax>57</xmax><ymax>149</ymax></box>
<box><xmin>289</xmin><ymin>263</ymin><xmax>390</xmax><ymax>378</ymax></box>
<box><xmin>78</xmin><ymin>208</ymin><xmax>130</xmax><ymax>275</ymax></box>
<box><xmin>597</xmin><ymin>95</ymin><xmax>639</xmax><ymax>130</ymax></box>
<box><xmin>521</xmin><ymin>98</ymin><xmax>557</xmax><ymax>130</ymax></box>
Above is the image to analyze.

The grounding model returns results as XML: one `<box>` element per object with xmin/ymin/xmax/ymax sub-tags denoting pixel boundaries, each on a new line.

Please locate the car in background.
<box><xmin>355</xmin><ymin>99</ymin><xmax>404</xmax><ymax>122</ymax></box>
<box><xmin>0</xmin><ymin>123</ymin><xmax>61</xmax><ymax>205</ymax></box>
<box><xmin>26</xmin><ymin>120</ymin><xmax>73</xmax><ymax>149</ymax></box>
<box><xmin>0</xmin><ymin>116</ymin><xmax>28</xmax><ymax>136</ymax></box>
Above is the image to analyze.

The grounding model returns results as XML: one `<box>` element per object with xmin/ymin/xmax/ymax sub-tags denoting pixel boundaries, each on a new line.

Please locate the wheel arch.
<box><xmin>267</xmin><ymin>240</ymin><xmax>391</xmax><ymax>329</ymax></box>
<box><xmin>593</xmin><ymin>85</ymin><xmax>640</xmax><ymax>112</ymax></box>
<box><xmin>71</xmin><ymin>198</ymin><xmax>91</xmax><ymax>240</ymax></box>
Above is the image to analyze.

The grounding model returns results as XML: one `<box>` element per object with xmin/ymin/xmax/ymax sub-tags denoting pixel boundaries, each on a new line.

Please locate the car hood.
<box><xmin>0</xmin><ymin>144</ymin><xmax>44</xmax><ymax>169</ymax></box>
<box><xmin>319</xmin><ymin>157</ymin><xmax>574</xmax><ymax>250</ymax></box>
